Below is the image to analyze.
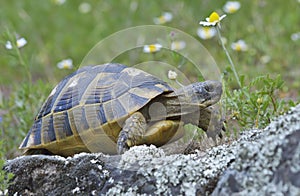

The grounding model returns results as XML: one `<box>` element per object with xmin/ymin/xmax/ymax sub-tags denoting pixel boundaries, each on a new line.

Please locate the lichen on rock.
<box><xmin>213</xmin><ymin>105</ymin><xmax>300</xmax><ymax>195</ymax></box>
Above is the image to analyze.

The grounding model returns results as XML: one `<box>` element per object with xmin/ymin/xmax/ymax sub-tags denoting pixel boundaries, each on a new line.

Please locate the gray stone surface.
<box><xmin>4</xmin><ymin>105</ymin><xmax>300</xmax><ymax>195</ymax></box>
<box><xmin>212</xmin><ymin>104</ymin><xmax>300</xmax><ymax>196</ymax></box>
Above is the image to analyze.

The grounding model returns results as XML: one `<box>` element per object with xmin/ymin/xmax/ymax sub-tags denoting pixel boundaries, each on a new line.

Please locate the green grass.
<box><xmin>0</xmin><ymin>0</ymin><xmax>299</xmax><ymax>159</ymax></box>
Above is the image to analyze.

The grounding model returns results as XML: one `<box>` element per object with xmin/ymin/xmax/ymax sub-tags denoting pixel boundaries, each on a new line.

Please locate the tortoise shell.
<box><xmin>20</xmin><ymin>63</ymin><xmax>173</xmax><ymax>156</ymax></box>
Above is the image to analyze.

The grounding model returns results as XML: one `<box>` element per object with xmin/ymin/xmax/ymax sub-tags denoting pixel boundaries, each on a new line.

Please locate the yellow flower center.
<box><xmin>63</xmin><ymin>63</ymin><xmax>69</xmax><ymax>69</ymax></box>
<box><xmin>228</xmin><ymin>6</ymin><xmax>237</xmax><ymax>13</ymax></box>
<box><xmin>148</xmin><ymin>45</ymin><xmax>157</xmax><ymax>52</ymax></box>
<box><xmin>209</xmin><ymin>12</ymin><xmax>220</xmax><ymax>22</ymax></box>
<box><xmin>172</xmin><ymin>42</ymin><xmax>179</xmax><ymax>49</ymax></box>
<box><xmin>236</xmin><ymin>44</ymin><xmax>243</xmax><ymax>51</ymax></box>
<box><xmin>158</xmin><ymin>16</ymin><xmax>166</xmax><ymax>24</ymax></box>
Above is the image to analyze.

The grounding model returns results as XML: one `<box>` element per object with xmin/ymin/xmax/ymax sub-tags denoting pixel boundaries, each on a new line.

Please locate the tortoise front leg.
<box><xmin>117</xmin><ymin>112</ymin><xmax>184</xmax><ymax>154</ymax></box>
<box><xmin>186</xmin><ymin>107</ymin><xmax>225</xmax><ymax>139</ymax></box>
<box><xmin>117</xmin><ymin>112</ymin><xmax>147</xmax><ymax>154</ymax></box>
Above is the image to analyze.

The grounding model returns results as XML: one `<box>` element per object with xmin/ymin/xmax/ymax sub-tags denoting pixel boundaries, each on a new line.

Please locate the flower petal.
<box><xmin>168</xmin><ymin>70</ymin><xmax>177</xmax><ymax>80</ymax></box>
<box><xmin>16</xmin><ymin>37</ymin><xmax>27</xmax><ymax>48</ymax></box>
<box><xmin>5</xmin><ymin>41</ymin><xmax>13</xmax><ymax>50</ymax></box>
<box><xmin>223</xmin><ymin>1</ymin><xmax>241</xmax><ymax>14</ymax></box>
<box><xmin>171</xmin><ymin>41</ymin><xmax>186</xmax><ymax>50</ymax></box>
<box><xmin>57</xmin><ymin>59</ymin><xmax>73</xmax><ymax>69</ymax></box>
<box><xmin>197</xmin><ymin>27</ymin><xmax>217</xmax><ymax>40</ymax></box>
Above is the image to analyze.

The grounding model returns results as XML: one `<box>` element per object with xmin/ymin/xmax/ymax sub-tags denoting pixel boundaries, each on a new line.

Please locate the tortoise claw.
<box><xmin>222</xmin><ymin>120</ymin><xmax>227</xmax><ymax>132</ymax></box>
<box><xmin>117</xmin><ymin>131</ymin><xmax>129</xmax><ymax>154</ymax></box>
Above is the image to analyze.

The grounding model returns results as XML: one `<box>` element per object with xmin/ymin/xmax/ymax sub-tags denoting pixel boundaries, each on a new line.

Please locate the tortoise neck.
<box><xmin>141</xmin><ymin>92</ymin><xmax>199</xmax><ymax>122</ymax></box>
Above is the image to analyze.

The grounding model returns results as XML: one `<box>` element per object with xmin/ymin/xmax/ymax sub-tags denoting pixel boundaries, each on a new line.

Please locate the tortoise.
<box><xmin>20</xmin><ymin>63</ymin><xmax>223</xmax><ymax>156</ymax></box>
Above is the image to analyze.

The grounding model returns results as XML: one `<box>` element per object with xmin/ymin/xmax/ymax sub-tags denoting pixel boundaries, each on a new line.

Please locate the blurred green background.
<box><xmin>1</xmin><ymin>0</ymin><xmax>299</xmax><ymax>85</ymax></box>
<box><xmin>0</xmin><ymin>0</ymin><xmax>299</xmax><ymax>157</ymax></box>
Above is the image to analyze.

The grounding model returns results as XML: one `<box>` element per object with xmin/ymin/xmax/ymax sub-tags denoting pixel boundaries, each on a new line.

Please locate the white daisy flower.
<box><xmin>5</xmin><ymin>37</ymin><xmax>27</xmax><ymax>50</ymax></box>
<box><xmin>231</xmin><ymin>40</ymin><xmax>248</xmax><ymax>52</ymax></box>
<box><xmin>197</xmin><ymin>27</ymin><xmax>217</xmax><ymax>40</ymax></box>
<box><xmin>4</xmin><ymin>41</ymin><xmax>12</xmax><ymax>50</ymax></box>
<box><xmin>171</xmin><ymin>41</ymin><xmax>186</xmax><ymax>51</ymax></box>
<box><xmin>143</xmin><ymin>44</ymin><xmax>162</xmax><ymax>53</ymax></box>
<box><xmin>223</xmin><ymin>1</ymin><xmax>241</xmax><ymax>14</ymax></box>
<box><xmin>16</xmin><ymin>37</ymin><xmax>27</xmax><ymax>48</ymax></box>
<box><xmin>260</xmin><ymin>55</ymin><xmax>271</xmax><ymax>64</ymax></box>
<box><xmin>57</xmin><ymin>59</ymin><xmax>73</xmax><ymax>69</ymax></box>
<box><xmin>199</xmin><ymin>12</ymin><xmax>226</xmax><ymax>27</ymax></box>
<box><xmin>168</xmin><ymin>70</ymin><xmax>177</xmax><ymax>80</ymax></box>
<box><xmin>153</xmin><ymin>12</ymin><xmax>173</xmax><ymax>25</ymax></box>
<box><xmin>291</xmin><ymin>32</ymin><xmax>300</xmax><ymax>41</ymax></box>
<box><xmin>78</xmin><ymin>2</ymin><xmax>91</xmax><ymax>14</ymax></box>
<box><xmin>52</xmin><ymin>0</ymin><xmax>66</xmax><ymax>5</ymax></box>
<box><xmin>130</xmin><ymin>1</ymin><xmax>138</xmax><ymax>12</ymax></box>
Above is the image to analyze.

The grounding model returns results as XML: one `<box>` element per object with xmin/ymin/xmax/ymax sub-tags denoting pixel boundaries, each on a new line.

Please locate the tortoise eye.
<box><xmin>204</xmin><ymin>85</ymin><xmax>212</xmax><ymax>92</ymax></box>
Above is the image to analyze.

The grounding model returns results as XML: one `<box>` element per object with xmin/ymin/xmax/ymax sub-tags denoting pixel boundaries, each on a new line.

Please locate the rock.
<box><xmin>212</xmin><ymin>104</ymin><xmax>300</xmax><ymax>196</ymax></box>
<box><xmin>4</xmin><ymin>105</ymin><xmax>300</xmax><ymax>195</ymax></box>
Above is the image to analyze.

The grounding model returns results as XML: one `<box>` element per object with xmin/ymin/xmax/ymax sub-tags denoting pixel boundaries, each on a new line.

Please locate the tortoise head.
<box><xmin>174</xmin><ymin>80</ymin><xmax>223</xmax><ymax>107</ymax></box>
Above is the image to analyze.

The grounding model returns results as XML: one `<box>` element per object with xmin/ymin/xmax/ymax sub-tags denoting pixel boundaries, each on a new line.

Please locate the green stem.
<box><xmin>15</xmin><ymin>47</ymin><xmax>31</xmax><ymax>83</ymax></box>
<box><xmin>255</xmin><ymin>103</ymin><xmax>260</xmax><ymax>128</ymax></box>
<box><xmin>5</xmin><ymin>29</ymin><xmax>31</xmax><ymax>84</ymax></box>
<box><xmin>269</xmin><ymin>94</ymin><xmax>277</xmax><ymax>113</ymax></box>
<box><xmin>216</xmin><ymin>26</ymin><xmax>241</xmax><ymax>88</ymax></box>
